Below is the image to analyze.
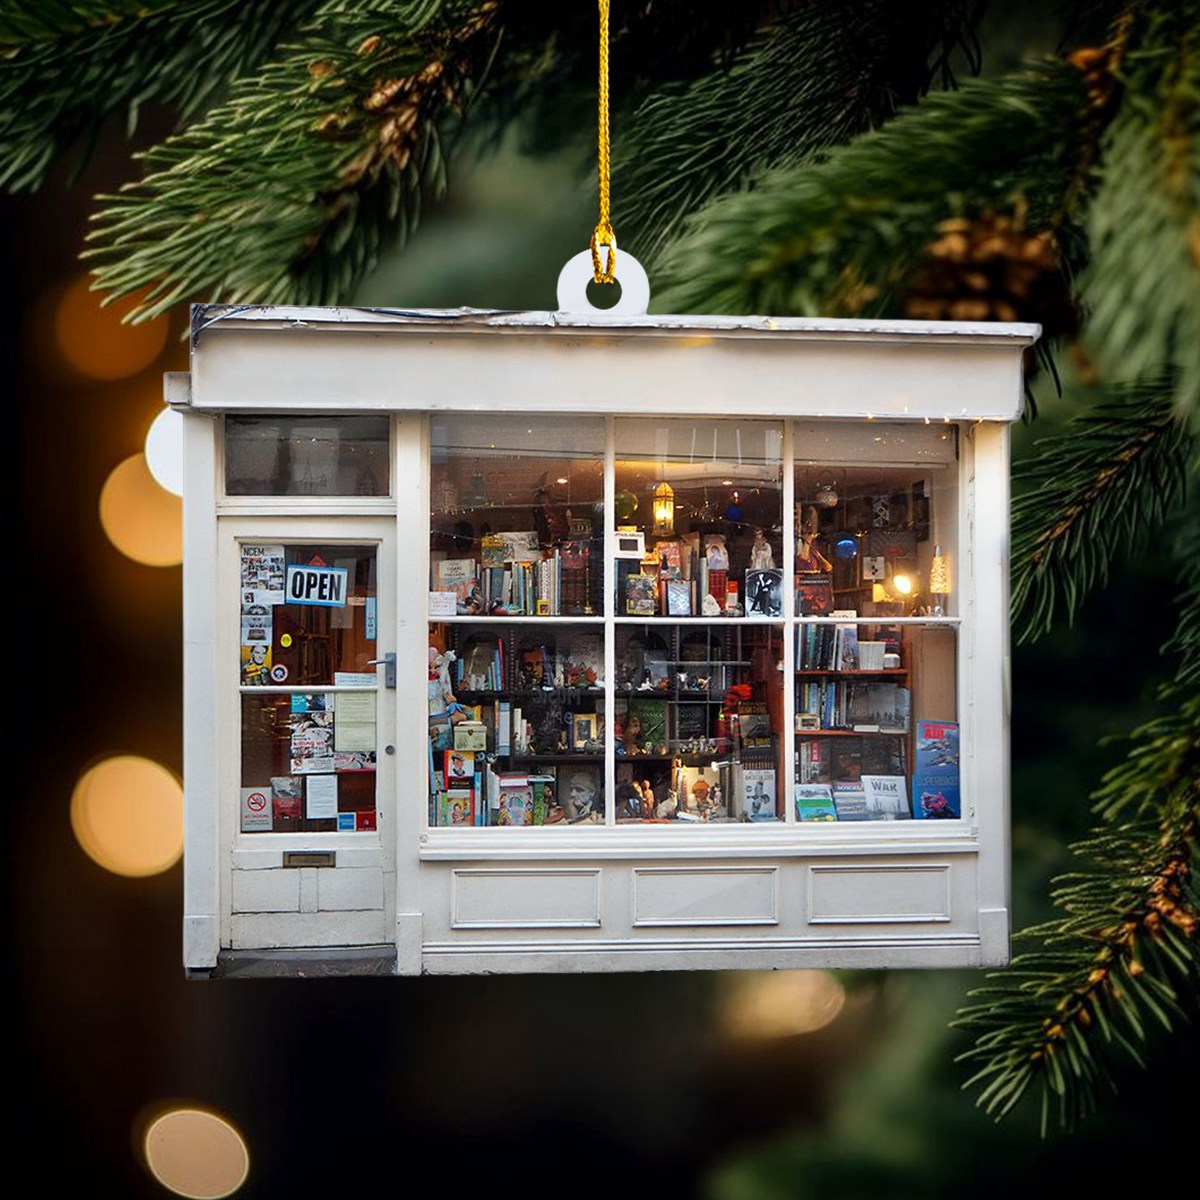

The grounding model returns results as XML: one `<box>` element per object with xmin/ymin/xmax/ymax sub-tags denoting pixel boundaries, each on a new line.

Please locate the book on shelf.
<box><xmin>831</xmin><ymin>780</ymin><xmax>869</xmax><ymax>821</ymax></box>
<box><xmin>795</xmin><ymin>782</ymin><xmax>837</xmax><ymax>822</ymax></box>
<box><xmin>795</xmin><ymin>737</ymin><xmax>831</xmax><ymax>784</ymax></box>
<box><xmin>912</xmin><ymin>719</ymin><xmax>961</xmax><ymax>818</ymax></box>
<box><xmin>665</xmin><ymin>577</ymin><xmax>693</xmax><ymax>616</ymax></box>
<box><xmin>861</xmin><ymin>774</ymin><xmax>912</xmax><ymax>819</ymax></box>
<box><xmin>433</xmin><ymin>558</ymin><xmax>477</xmax><ymax>601</ymax></box>
<box><xmin>438</xmin><ymin>787</ymin><xmax>475</xmax><ymax>826</ymax></box>
<box><xmin>625</xmin><ymin>573</ymin><xmax>657</xmax><ymax>616</ymax></box>
<box><xmin>846</xmin><ymin>682</ymin><xmax>910</xmax><ymax>733</ymax></box>
<box><xmin>530</xmin><ymin>773</ymin><xmax>557</xmax><ymax>825</ymax></box>
<box><xmin>742</xmin><ymin>767</ymin><xmax>777</xmax><ymax>821</ymax></box>
<box><xmin>496</xmin><ymin>774</ymin><xmax>534</xmax><ymax>826</ymax></box>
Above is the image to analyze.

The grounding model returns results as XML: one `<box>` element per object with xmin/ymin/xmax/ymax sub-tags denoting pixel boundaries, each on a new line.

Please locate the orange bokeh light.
<box><xmin>99</xmin><ymin>454</ymin><xmax>182</xmax><ymax>567</ymax></box>
<box><xmin>70</xmin><ymin>755</ymin><xmax>183</xmax><ymax>877</ymax></box>
<box><xmin>53</xmin><ymin>273</ymin><xmax>169</xmax><ymax>381</ymax></box>
<box><xmin>142</xmin><ymin>1107</ymin><xmax>250</xmax><ymax>1198</ymax></box>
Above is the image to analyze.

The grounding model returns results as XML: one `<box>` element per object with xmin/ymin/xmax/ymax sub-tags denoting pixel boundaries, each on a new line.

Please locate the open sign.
<box><xmin>286</xmin><ymin>564</ymin><xmax>349</xmax><ymax>607</ymax></box>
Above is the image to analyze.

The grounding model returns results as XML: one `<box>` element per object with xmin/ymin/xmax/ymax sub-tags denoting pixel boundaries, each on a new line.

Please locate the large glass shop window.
<box><xmin>425</xmin><ymin>416</ymin><xmax>961</xmax><ymax>829</ymax></box>
<box><xmin>428</xmin><ymin>414</ymin><xmax>606</xmax><ymax>826</ymax></box>
<box><xmin>239</xmin><ymin>543</ymin><xmax>379</xmax><ymax>833</ymax></box>
<box><xmin>792</xmin><ymin>422</ymin><xmax>960</xmax><ymax>823</ymax></box>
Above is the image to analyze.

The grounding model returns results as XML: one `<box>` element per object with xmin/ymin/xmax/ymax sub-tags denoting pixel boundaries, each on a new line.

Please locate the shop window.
<box><xmin>238</xmin><ymin>542</ymin><xmax>379</xmax><ymax>833</ymax></box>
<box><xmin>425</xmin><ymin>416</ymin><xmax>962</xmax><ymax>830</ymax></box>
<box><xmin>225</xmin><ymin>416</ymin><xmax>390</xmax><ymax>496</ymax></box>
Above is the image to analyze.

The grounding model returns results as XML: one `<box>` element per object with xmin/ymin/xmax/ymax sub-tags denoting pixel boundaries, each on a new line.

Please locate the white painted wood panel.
<box><xmin>807</xmin><ymin>863</ymin><xmax>951</xmax><ymax>924</ymax></box>
<box><xmin>451</xmin><ymin>868</ymin><xmax>602</xmax><ymax>928</ymax></box>
<box><xmin>632</xmin><ymin>866</ymin><xmax>779</xmax><ymax>926</ymax></box>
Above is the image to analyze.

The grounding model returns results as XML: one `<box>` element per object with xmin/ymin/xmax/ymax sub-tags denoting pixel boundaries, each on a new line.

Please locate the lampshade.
<box><xmin>652</xmin><ymin>481</ymin><xmax>675</xmax><ymax>534</ymax></box>
<box><xmin>929</xmin><ymin>545</ymin><xmax>951</xmax><ymax>595</ymax></box>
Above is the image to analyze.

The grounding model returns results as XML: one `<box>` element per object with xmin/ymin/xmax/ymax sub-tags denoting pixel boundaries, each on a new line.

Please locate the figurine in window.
<box><xmin>749</xmin><ymin>528</ymin><xmax>775</xmax><ymax>571</ymax></box>
<box><xmin>796</xmin><ymin>503</ymin><xmax>833</xmax><ymax>573</ymax></box>
<box><xmin>621</xmin><ymin>712</ymin><xmax>644</xmax><ymax>756</ymax></box>
<box><xmin>616</xmin><ymin>782</ymin><xmax>643</xmax><ymax>820</ymax></box>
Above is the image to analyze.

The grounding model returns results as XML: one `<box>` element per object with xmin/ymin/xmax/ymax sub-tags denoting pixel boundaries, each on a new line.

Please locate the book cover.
<box><xmin>665</xmin><ymin>577</ymin><xmax>693</xmax><ymax>616</ymax></box>
<box><xmin>744</xmin><ymin>568</ymin><xmax>783</xmax><ymax>618</ymax></box>
<box><xmin>742</xmin><ymin>768</ymin><xmax>778</xmax><ymax>821</ymax></box>
<box><xmin>795</xmin><ymin>783</ymin><xmax>837</xmax><ymax>822</ymax></box>
<box><xmin>676</xmin><ymin>764</ymin><xmax>722</xmax><ymax>816</ymax></box>
<box><xmin>625</xmin><ymin>573</ymin><xmax>657</xmax><ymax>616</ymax></box>
<box><xmin>443</xmin><ymin>749</ymin><xmax>475</xmax><ymax>785</ymax></box>
<box><xmin>913</xmin><ymin>720</ymin><xmax>960</xmax><ymax>817</ymax></box>
<box><xmin>915</xmin><ymin>720</ymin><xmax>959</xmax><ymax>769</ymax></box>
<box><xmin>861</xmin><ymin>774</ymin><xmax>912</xmax><ymax>819</ymax></box>
<box><xmin>795</xmin><ymin>573</ymin><xmax>833</xmax><ymax>616</ymax></box>
<box><xmin>912</xmin><ymin>771</ymin><xmax>960</xmax><ymax>819</ymax></box>
<box><xmin>439</xmin><ymin>788</ymin><xmax>475</xmax><ymax>825</ymax></box>
<box><xmin>496</xmin><ymin>775</ymin><xmax>534</xmax><ymax>826</ymax></box>
<box><xmin>529</xmin><ymin>774</ymin><xmax>556</xmax><ymax>825</ymax></box>
<box><xmin>831</xmin><ymin>780</ymin><xmax>869</xmax><ymax>821</ymax></box>
<box><xmin>846</xmin><ymin>683</ymin><xmax>910</xmax><ymax>732</ymax></box>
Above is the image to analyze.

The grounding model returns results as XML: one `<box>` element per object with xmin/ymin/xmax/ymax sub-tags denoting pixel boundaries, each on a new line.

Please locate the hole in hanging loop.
<box><xmin>586</xmin><ymin>278</ymin><xmax>622</xmax><ymax>309</ymax></box>
<box><xmin>556</xmin><ymin>248</ymin><xmax>650</xmax><ymax>316</ymax></box>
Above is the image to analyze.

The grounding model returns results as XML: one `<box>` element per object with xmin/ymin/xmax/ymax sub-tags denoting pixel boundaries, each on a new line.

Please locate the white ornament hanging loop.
<box><xmin>556</xmin><ymin>248</ymin><xmax>650</xmax><ymax>316</ymax></box>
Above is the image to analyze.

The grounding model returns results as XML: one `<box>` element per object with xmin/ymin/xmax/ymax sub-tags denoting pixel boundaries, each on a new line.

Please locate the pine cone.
<box><xmin>904</xmin><ymin>211</ymin><xmax>1077</xmax><ymax>335</ymax></box>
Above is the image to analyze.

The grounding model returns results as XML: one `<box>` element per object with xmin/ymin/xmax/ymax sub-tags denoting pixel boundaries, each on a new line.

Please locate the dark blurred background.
<box><xmin>8</xmin><ymin>17</ymin><xmax>1199</xmax><ymax>1197</ymax></box>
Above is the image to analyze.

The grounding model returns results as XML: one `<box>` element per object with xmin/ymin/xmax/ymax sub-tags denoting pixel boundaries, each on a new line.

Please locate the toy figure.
<box><xmin>796</xmin><ymin>503</ymin><xmax>833</xmax><ymax>573</ymax></box>
<box><xmin>750</xmin><ymin>528</ymin><xmax>775</xmax><ymax>570</ymax></box>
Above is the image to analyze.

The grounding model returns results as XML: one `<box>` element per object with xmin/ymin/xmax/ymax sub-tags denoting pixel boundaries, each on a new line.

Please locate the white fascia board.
<box><xmin>187</xmin><ymin>305</ymin><xmax>1039</xmax><ymax>424</ymax></box>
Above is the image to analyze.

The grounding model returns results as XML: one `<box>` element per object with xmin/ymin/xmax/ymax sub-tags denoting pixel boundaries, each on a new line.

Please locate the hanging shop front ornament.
<box><xmin>173</xmin><ymin>2</ymin><xmax>1039</xmax><ymax>977</ymax></box>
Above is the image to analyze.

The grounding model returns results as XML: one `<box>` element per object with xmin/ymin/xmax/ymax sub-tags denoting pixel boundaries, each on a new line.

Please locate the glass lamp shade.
<box><xmin>929</xmin><ymin>547</ymin><xmax>951</xmax><ymax>595</ymax></box>
<box><xmin>652</xmin><ymin>481</ymin><xmax>675</xmax><ymax>535</ymax></box>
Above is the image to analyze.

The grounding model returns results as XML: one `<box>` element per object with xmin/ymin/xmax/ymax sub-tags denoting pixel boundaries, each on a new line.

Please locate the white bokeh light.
<box><xmin>145</xmin><ymin>405</ymin><xmax>184</xmax><ymax>496</ymax></box>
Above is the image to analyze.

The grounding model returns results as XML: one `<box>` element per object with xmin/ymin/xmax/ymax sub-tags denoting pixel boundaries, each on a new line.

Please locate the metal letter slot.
<box><xmin>282</xmin><ymin>851</ymin><xmax>336</xmax><ymax>868</ymax></box>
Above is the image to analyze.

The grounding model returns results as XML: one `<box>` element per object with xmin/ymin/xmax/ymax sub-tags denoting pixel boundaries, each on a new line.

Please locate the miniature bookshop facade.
<box><xmin>175</xmin><ymin>305</ymin><xmax>1038</xmax><ymax>976</ymax></box>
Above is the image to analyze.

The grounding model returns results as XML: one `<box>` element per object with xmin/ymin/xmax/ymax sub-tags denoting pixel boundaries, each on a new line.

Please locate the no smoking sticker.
<box><xmin>240</xmin><ymin>786</ymin><xmax>273</xmax><ymax>831</ymax></box>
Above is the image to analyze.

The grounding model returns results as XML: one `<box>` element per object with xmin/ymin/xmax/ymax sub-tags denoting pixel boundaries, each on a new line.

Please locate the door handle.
<box><xmin>368</xmin><ymin>652</ymin><xmax>396</xmax><ymax>688</ymax></box>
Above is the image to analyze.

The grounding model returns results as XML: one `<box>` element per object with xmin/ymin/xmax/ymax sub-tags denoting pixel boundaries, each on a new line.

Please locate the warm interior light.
<box><xmin>891</xmin><ymin>573</ymin><xmax>913</xmax><ymax>596</ymax></box>
<box><xmin>929</xmin><ymin>546</ymin><xmax>951</xmax><ymax>595</ymax></box>
<box><xmin>652</xmin><ymin>480</ymin><xmax>675</xmax><ymax>535</ymax></box>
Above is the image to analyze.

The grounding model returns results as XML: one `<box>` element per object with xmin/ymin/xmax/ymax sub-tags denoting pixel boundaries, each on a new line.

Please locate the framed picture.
<box><xmin>861</xmin><ymin>555</ymin><xmax>887</xmax><ymax>582</ymax></box>
<box><xmin>665</xmin><ymin>578</ymin><xmax>692</xmax><ymax>616</ymax></box>
<box><xmin>744</xmin><ymin>569</ymin><xmax>783</xmax><ymax>618</ymax></box>
<box><xmin>572</xmin><ymin>712</ymin><xmax>598</xmax><ymax>750</ymax></box>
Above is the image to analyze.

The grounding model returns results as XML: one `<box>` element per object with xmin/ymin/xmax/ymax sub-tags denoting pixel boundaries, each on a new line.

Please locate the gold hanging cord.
<box><xmin>591</xmin><ymin>0</ymin><xmax>617</xmax><ymax>283</ymax></box>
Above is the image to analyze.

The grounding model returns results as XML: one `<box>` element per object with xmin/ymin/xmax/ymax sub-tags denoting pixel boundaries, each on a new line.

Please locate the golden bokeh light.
<box><xmin>143</xmin><ymin>1107</ymin><xmax>250</xmax><ymax>1199</ymax></box>
<box><xmin>99</xmin><ymin>454</ymin><xmax>183</xmax><ymax>567</ymax></box>
<box><xmin>70</xmin><ymin>756</ymin><xmax>183</xmax><ymax>877</ymax></box>
<box><xmin>720</xmin><ymin>970</ymin><xmax>847</xmax><ymax>1040</ymax></box>
<box><xmin>53</xmin><ymin>273</ymin><xmax>168</xmax><ymax>380</ymax></box>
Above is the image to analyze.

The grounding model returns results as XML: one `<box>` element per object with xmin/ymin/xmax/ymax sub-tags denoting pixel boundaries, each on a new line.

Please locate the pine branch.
<box><xmin>0</xmin><ymin>2</ymin><xmax>174</xmax><ymax>46</ymax></box>
<box><xmin>85</xmin><ymin>0</ymin><xmax>501</xmax><ymax>320</ymax></box>
<box><xmin>954</xmin><ymin>689</ymin><xmax>1200</xmax><ymax>1131</ymax></box>
<box><xmin>649</xmin><ymin>59</ymin><xmax>1091</xmax><ymax>319</ymax></box>
<box><xmin>615</xmin><ymin>0</ymin><xmax>988</xmax><ymax>263</ymax></box>
<box><xmin>1009</xmin><ymin>382</ymin><xmax>1193</xmax><ymax>644</ymax></box>
<box><xmin>0</xmin><ymin>1</ymin><xmax>322</xmax><ymax>192</ymax></box>
<box><xmin>1080</xmin><ymin>2</ymin><xmax>1200</xmax><ymax>426</ymax></box>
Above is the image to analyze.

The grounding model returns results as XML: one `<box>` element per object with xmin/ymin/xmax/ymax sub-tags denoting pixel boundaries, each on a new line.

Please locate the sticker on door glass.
<box><xmin>240</xmin><ymin>643</ymin><xmax>272</xmax><ymax>687</ymax></box>
<box><xmin>240</xmin><ymin>787</ymin><xmax>273</xmax><ymax>832</ymax></box>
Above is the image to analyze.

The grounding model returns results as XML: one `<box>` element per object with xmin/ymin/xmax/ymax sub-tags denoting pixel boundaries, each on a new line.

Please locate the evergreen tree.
<box><xmin>5</xmin><ymin>0</ymin><xmax>1195</xmax><ymax>1139</ymax></box>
